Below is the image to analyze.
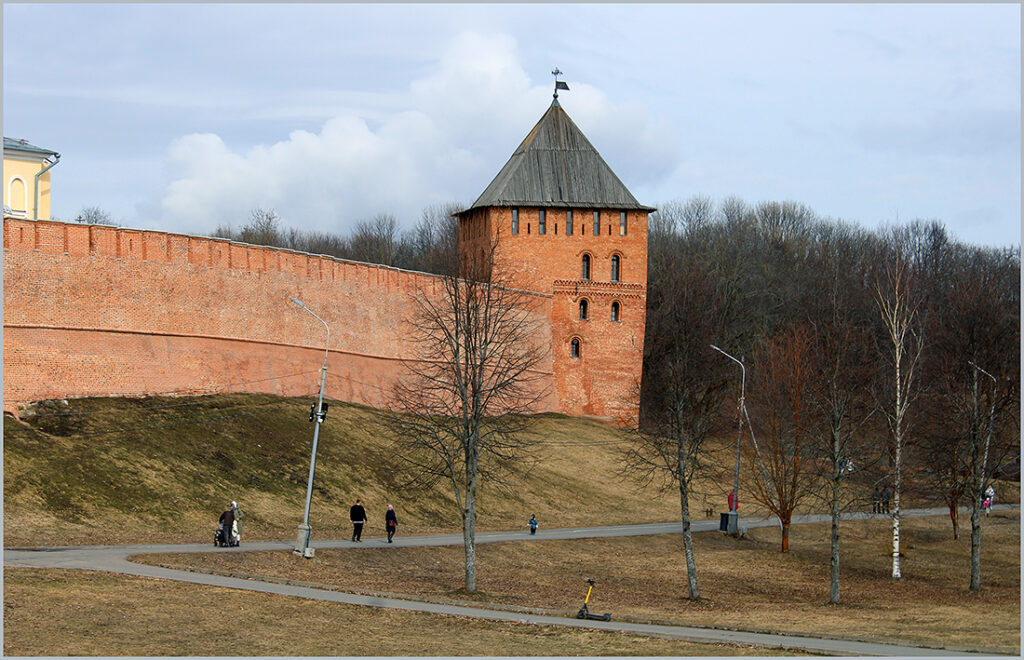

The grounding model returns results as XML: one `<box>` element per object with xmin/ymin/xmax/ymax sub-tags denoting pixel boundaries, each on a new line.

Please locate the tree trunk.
<box><xmin>947</xmin><ymin>495</ymin><xmax>959</xmax><ymax>540</ymax></box>
<box><xmin>678</xmin><ymin>444</ymin><xmax>700</xmax><ymax>599</ymax></box>
<box><xmin>891</xmin><ymin>459</ymin><xmax>902</xmax><ymax>579</ymax></box>
<box><xmin>462</xmin><ymin>496</ymin><xmax>477</xmax><ymax>593</ymax></box>
<box><xmin>463</xmin><ymin>453</ymin><xmax>479</xmax><ymax>593</ymax></box>
<box><xmin>781</xmin><ymin>520</ymin><xmax>790</xmax><ymax>552</ymax></box>
<box><xmin>829</xmin><ymin>476</ymin><xmax>841</xmax><ymax>604</ymax></box>
<box><xmin>969</xmin><ymin>498</ymin><xmax>982</xmax><ymax>590</ymax></box>
<box><xmin>968</xmin><ymin>370</ymin><xmax>984</xmax><ymax>591</ymax></box>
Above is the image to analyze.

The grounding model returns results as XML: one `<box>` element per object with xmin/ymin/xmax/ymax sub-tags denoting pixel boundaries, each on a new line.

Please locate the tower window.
<box><xmin>593</xmin><ymin>211</ymin><xmax>600</xmax><ymax>236</ymax></box>
<box><xmin>539</xmin><ymin>209</ymin><xmax>546</xmax><ymax>235</ymax></box>
<box><xmin>620</xmin><ymin>211</ymin><xmax>627</xmax><ymax>236</ymax></box>
<box><xmin>566</xmin><ymin>210</ymin><xmax>573</xmax><ymax>235</ymax></box>
<box><xmin>581</xmin><ymin>254</ymin><xmax>591</xmax><ymax>280</ymax></box>
<box><xmin>611</xmin><ymin>255</ymin><xmax>620</xmax><ymax>282</ymax></box>
<box><xmin>512</xmin><ymin>209</ymin><xmax>519</xmax><ymax>235</ymax></box>
<box><xmin>571</xmin><ymin>338</ymin><xmax>581</xmax><ymax>358</ymax></box>
<box><xmin>611</xmin><ymin>301</ymin><xmax>620</xmax><ymax>322</ymax></box>
<box><xmin>579</xmin><ymin>299</ymin><xmax>589</xmax><ymax>320</ymax></box>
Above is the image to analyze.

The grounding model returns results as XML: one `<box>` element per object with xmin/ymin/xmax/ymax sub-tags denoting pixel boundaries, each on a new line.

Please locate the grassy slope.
<box><xmin>3</xmin><ymin>394</ymin><xmax>704</xmax><ymax>546</ymax></box>
<box><xmin>5</xmin><ymin>393</ymin><xmax>1018</xmax><ymax>547</ymax></box>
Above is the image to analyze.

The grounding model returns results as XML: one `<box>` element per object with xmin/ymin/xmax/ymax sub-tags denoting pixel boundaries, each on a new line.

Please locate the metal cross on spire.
<box><xmin>552</xmin><ymin>68</ymin><xmax>569</xmax><ymax>101</ymax></box>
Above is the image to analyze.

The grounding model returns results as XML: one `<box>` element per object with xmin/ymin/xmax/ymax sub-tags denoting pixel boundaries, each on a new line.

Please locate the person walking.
<box><xmin>385</xmin><ymin>504</ymin><xmax>398</xmax><ymax>543</ymax></box>
<box><xmin>872</xmin><ymin>487</ymin><xmax>881</xmax><ymax>514</ymax></box>
<box><xmin>218</xmin><ymin>503</ymin><xmax>236</xmax><ymax>547</ymax></box>
<box><xmin>350</xmin><ymin>498</ymin><xmax>367</xmax><ymax>542</ymax></box>
<box><xmin>528</xmin><ymin>514</ymin><xmax>539</xmax><ymax>535</ymax></box>
<box><xmin>880</xmin><ymin>486</ymin><xmax>891</xmax><ymax>514</ymax></box>
<box><xmin>230</xmin><ymin>500</ymin><xmax>243</xmax><ymax>544</ymax></box>
<box><xmin>727</xmin><ymin>490</ymin><xmax>738</xmax><ymax>512</ymax></box>
<box><xmin>985</xmin><ymin>484</ymin><xmax>996</xmax><ymax>508</ymax></box>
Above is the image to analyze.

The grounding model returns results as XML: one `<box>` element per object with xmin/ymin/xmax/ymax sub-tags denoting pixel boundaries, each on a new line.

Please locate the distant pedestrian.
<box><xmin>231</xmin><ymin>500</ymin><xmax>243</xmax><ymax>543</ymax></box>
<box><xmin>880</xmin><ymin>486</ymin><xmax>891</xmax><ymax>514</ymax></box>
<box><xmin>982</xmin><ymin>497</ymin><xmax>992</xmax><ymax>515</ymax></box>
<box><xmin>528</xmin><ymin>514</ymin><xmax>538</xmax><ymax>535</ymax></box>
<box><xmin>218</xmin><ymin>503</ymin><xmax>237</xmax><ymax>547</ymax></box>
<box><xmin>727</xmin><ymin>490</ymin><xmax>738</xmax><ymax>512</ymax></box>
<box><xmin>985</xmin><ymin>484</ymin><xmax>996</xmax><ymax>508</ymax></box>
<box><xmin>385</xmin><ymin>504</ymin><xmax>398</xmax><ymax>543</ymax></box>
<box><xmin>350</xmin><ymin>499</ymin><xmax>367</xmax><ymax>542</ymax></box>
<box><xmin>872</xmin><ymin>487</ymin><xmax>881</xmax><ymax>514</ymax></box>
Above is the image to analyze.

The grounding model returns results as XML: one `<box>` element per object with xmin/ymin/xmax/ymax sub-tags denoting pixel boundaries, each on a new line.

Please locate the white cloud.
<box><xmin>153</xmin><ymin>30</ymin><xmax>680</xmax><ymax>235</ymax></box>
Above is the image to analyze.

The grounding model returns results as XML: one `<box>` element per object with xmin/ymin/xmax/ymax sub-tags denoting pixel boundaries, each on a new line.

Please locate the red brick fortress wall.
<box><xmin>3</xmin><ymin>218</ymin><xmax>556</xmax><ymax>415</ymax></box>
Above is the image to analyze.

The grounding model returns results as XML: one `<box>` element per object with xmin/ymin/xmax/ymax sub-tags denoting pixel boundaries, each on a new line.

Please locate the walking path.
<box><xmin>5</xmin><ymin>505</ymin><xmax>1017</xmax><ymax>656</ymax></box>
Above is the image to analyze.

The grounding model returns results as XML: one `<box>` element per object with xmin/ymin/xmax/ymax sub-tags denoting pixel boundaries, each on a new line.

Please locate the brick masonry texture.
<box><xmin>4</xmin><ymin>212</ymin><xmax>644</xmax><ymax>422</ymax></box>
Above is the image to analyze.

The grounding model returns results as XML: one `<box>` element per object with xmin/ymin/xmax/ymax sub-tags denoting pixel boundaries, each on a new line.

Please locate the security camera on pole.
<box><xmin>290</xmin><ymin>296</ymin><xmax>330</xmax><ymax>558</ymax></box>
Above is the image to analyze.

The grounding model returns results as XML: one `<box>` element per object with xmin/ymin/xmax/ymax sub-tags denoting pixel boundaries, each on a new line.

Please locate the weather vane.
<box><xmin>552</xmin><ymin>68</ymin><xmax>569</xmax><ymax>100</ymax></box>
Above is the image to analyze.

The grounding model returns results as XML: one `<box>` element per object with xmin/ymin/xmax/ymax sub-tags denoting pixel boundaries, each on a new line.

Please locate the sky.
<box><xmin>3</xmin><ymin>3</ymin><xmax>1020</xmax><ymax>248</ymax></box>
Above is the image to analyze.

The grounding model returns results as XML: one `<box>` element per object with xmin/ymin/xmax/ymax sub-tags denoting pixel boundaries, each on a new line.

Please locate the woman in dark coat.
<box><xmin>385</xmin><ymin>504</ymin><xmax>398</xmax><ymax>543</ymax></box>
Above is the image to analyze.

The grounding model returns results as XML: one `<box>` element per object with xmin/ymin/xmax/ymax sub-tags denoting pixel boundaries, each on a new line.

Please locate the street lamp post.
<box><xmin>290</xmin><ymin>296</ymin><xmax>330</xmax><ymax>558</ymax></box>
<box><xmin>711</xmin><ymin>344</ymin><xmax>744</xmax><ymax>535</ymax></box>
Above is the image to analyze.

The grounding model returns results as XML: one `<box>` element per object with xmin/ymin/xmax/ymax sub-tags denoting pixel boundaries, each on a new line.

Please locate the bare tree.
<box><xmin>75</xmin><ymin>205</ymin><xmax>117</xmax><ymax>226</ymax></box>
<box><xmin>744</xmin><ymin>324</ymin><xmax>819</xmax><ymax>552</ymax></box>
<box><xmin>631</xmin><ymin>206</ymin><xmax>733</xmax><ymax>599</ymax></box>
<box><xmin>873</xmin><ymin>256</ymin><xmax>924</xmax><ymax>580</ymax></box>
<box><xmin>386</xmin><ymin>244</ymin><xmax>548</xmax><ymax>593</ymax></box>
<box><xmin>805</xmin><ymin>231</ymin><xmax>880</xmax><ymax>603</ymax></box>
<box><xmin>239</xmin><ymin>207</ymin><xmax>284</xmax><ymax>246</ymax></box>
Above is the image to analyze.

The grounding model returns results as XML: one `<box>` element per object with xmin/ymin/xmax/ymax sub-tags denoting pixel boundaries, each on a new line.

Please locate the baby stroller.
<box><xmin>214</xmin><ymin>521</ymin><xmax>240</xmax><ymax>547</ymax></box>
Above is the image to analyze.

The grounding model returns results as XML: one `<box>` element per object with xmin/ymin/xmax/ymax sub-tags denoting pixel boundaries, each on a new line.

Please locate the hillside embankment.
<box><xmin>3</xmin><ymin>393</ymin><xmax>1017</xmax><ymax>548</ymax></box>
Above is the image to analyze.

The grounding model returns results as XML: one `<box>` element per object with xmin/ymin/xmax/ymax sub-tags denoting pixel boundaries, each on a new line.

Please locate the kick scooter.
<box><xmin>576</xmin><ymin>578</ymin><xmax>611</xmax><ymax>621</ymax></box>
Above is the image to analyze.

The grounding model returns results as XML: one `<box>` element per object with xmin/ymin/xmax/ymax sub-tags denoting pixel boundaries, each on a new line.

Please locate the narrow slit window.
<box><xmin>593</xmin><ymin>211</ymin><xmax>600</xmax><ymax>236</ymax></box>
<box><xmin>611</xmin><ymin>255</ymin><xmax>620</xmax><ymax>282</ymax></box>
<box><xmin>539</xmin><ymin>209</ymin><xmax>546</xmax><ymax>235</ymax></box>
<box><xmin>571</xmin><ymin>338</ymin><xmax>581</xmax><ymax>358</ymax></box>
<box><xmin>512</xmin><ymin>209</ymin><xmax>519</xmax><ymax>235</ymax></box>
<box><xmin>620</xmin><ymin>211</ymin><xmax>627</xmax><ymax>236</ymax></box>
<box><xmin>566</xmin><ymin>210</ymin><xmax>573</xmax><ymax>235</ymax></box>
<box><xmin>579</xmin><ymin>299</ymin><xmax>589</xmax><ymax>320</ymax></box>
<box><xmin>581</xmin><ymin>254</ymin><xmax>591</xmax><ymax>280</ymax></box>
<box><xmin>611</xmin><ymin>301</ymin><xmax>620</xmax><ymax>322</ymax></box>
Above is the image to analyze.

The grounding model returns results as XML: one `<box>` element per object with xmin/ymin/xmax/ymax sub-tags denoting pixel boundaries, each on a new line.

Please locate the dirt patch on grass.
<box><xmin>143</xmin><ymin>512</ymin><xmax>1020</xmax><ymax>653</ymax></box>
<box><xmin>2</xmin><ymin>568</ymin><xmax>799</xmax><ymax>657</ymax></box>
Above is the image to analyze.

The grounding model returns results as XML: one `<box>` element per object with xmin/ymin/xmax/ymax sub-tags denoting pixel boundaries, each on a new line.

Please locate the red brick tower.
<box><xmin>457</xmin><ymin>95</ymin><xmax>653</xmax><ymax>422</ymax></box>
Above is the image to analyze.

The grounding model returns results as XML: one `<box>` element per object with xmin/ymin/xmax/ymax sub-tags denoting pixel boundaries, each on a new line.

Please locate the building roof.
<box><xmin>4</xmin><ymin>137</ymin><xmax>59</xmax><ymax>158</ymax></box>
<box><xmin>462</xmin><ymin>99</ymin><xmax>655</xmax><ymax>214</ymax></box>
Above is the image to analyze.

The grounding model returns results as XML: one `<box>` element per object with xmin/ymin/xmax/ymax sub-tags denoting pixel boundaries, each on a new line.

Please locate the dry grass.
<box><xmin>2</xmin><ymin>568</ymin><xmax>802</xmax><ymax>657</ymax></box>
<box><xmin>143</xmin><ymin>512</ymin><xmax>1020</xmax><ymax>653</ymax></box>
<box><xmin>3</xmin><ymin>397</ymin><xmax>768</xmax><ymax>547</ymax></box>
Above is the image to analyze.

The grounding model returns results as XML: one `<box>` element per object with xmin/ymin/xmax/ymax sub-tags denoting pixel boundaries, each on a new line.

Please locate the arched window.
<box><xmin>581</xmin><ymin>254</ymin><xmax>591</xmax><ymax>280</ymax></box>
<box><xmin>611</xmin><ymin>301</ymin><xmax>620</xmax><ymax>322</ymax></box>
<box><xmin>579</xmin><ymin>299</ymin><xmax>589</xmax><ymax>320</ymax></box>
<box><xmin>571</xmin><ymin>337</ymin><xmax>581</xmax><ymax>358</ymax></box>
<box><xmin>610</xmin><ymin>255</ymin><xmax>621</xmax><ymax>282</ymax></box>
<box><xmin>8</xmin><ymin>176</ymin><xmax>27</xmax><ymax>215</ymax></box>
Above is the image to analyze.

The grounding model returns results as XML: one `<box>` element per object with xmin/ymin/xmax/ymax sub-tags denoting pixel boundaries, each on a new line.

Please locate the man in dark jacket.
<box><xmin>218</xmin><ymin>505</ymin><xmax>235</xmax><ymax>546</ymax></box>
<box><xmin>350</xmin><ymin>499</ymin><xmax>367</xmax><ymax>542</ymax></box>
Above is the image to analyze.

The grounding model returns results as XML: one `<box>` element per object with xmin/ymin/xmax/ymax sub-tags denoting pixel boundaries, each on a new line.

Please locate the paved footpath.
<box><xmin>5</xmin><ymin>505</ymin><xmax>1017</xmax><ymax>656</ymax></box>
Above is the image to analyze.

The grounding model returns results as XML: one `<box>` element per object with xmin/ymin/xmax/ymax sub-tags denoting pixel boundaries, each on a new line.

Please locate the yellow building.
<box><xmin>3</xmin><ymin>137</ymin><xmax>60</xmax><ymax>220</ymax></box>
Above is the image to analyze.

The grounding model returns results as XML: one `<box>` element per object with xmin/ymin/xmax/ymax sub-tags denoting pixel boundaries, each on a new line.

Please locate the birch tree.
<box><xmin>873</xmin><ymin>257</ymin><xmax>924</xmax><ymax>580</ymax></box>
